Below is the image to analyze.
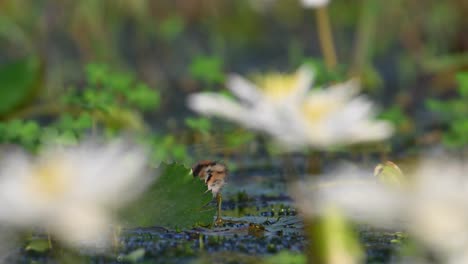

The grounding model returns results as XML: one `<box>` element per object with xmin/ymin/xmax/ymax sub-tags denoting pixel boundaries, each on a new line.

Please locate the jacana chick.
<box><xmin>192</xmin><ymin>160</ymin><xmax>228</xmax><ymax>225</ymax></box>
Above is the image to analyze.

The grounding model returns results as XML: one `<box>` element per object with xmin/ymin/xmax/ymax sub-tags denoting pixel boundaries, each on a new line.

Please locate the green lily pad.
<box><xmin>123</xmin><ymin>163</ymin><xmax>215</xmax><ymax>229</ymax></box>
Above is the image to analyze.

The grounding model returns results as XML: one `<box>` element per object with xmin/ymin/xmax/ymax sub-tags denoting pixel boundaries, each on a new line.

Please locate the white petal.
<box><xmin>289</xmin><ymin>65</ymin><xmax>315</xmax><ymax>101</ymax></box>
<box><xmin>60</xmin><ymin>140</ymin><xmax>152</xmax><ymax>208</ymax></box>
<box><xmin>188</xmin><ymin>93</ymin><xmax>253</xmax><ymax>125</ymax></box>
<box><xmin>226</xmin><ymin>74</ymin><xmax>263</xmax><ymax>104</ymax></box>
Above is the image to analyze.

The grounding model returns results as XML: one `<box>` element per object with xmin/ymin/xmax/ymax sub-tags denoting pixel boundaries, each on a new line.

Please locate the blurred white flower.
<box><xmin>0</xmin><ymin>139</ymin><xmax>152</xmax><ymax>250</ymax></box>
<box><xmin>188</xmin><ymin>65</ymin><xmax>312</xmax><ymax>148</ymax></box>
<box><xmin>188</xmin><ymin>65</ymin><xmax>392</xmax><ymax>150</ymax></box>
<box><xmin>292</xmin><ymin>157</ymin><xmax>468</xmax><ymax>264</ymax></box>
<box><xmin>248</xmin><ymin>0</ymin><xmax>329</xmax><ymax>12</ymax></box>
<box><xmin>291</xmin><ymin>80</ymin><xmax>393</xmax><ymax>148</ymax></box>
<box><xmin>301</xmin><ymin>0</ymin><xmax>330</xmax><ymax>8</ymax></box>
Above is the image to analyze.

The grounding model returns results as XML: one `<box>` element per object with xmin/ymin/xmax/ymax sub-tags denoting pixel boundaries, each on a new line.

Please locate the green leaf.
<box><xmin>189</xmin><ymin>56</ymin><xmax>224</xmax><ymax>84</ymax></box>
<box><xmin>126</xmin><ymin>84</ymin><xmax>160</xmax><ymax>110</ymax></box>
<box><xmin>107</xmin><ymin>72</ymin><xmax>134</xmax><ymax>92</ymax></box>
<box><xmin>185</xmin><ymin>117</ymin><xmax>212</xmax><ymax>134</ymax></box>
<box><xmin>75</xmin><ymin>112</ymin><xmax>93</xmax><ymax>131</ymax></box>
<box><xmin>0</xmin><ymin>57</ymin><xmax>42</xmax><ymax>116</ymax></box>
<box><xmin>122</xmin><ymin>163</ymin><xmax>215</xmax><ymax>229</ymax></box>
<box><xmin>85</xmin><ymin>63</ymin><xmax>109</xmax><ymax>86</ymax></box>
<box><xmin>25</xmin><ymin>239</ymin><xmax>51</xmax><ymax>253</ymax></box>
<box><xmin>55</xmin><ymin>130</ymin><xmax>79</xmax><ymax>146</ymax></box>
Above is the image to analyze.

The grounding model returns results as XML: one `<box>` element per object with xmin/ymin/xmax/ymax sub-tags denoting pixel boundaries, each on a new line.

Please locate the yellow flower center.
<box><xmin>302</xmin><ymin>98</ymin><xmax>339</xmax><ymax>123</ymax></box>
<box><xmin>254</xmin><ymin>73</ymin><xmax>300</xmax><ymax>101</ymax></box>
<box><xmin>28</xmin><ymin>162</ymin><xmax>69</xmax><ymax>200</ymax></box>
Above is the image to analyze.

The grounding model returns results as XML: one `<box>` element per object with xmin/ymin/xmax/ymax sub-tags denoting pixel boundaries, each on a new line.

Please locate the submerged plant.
<box><xmin>188</xmin><ymin>65</ymin><xmax>393</xmax><ymax>151</ymax></box>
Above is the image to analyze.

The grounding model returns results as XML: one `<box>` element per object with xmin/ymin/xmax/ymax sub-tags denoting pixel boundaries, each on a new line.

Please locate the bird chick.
<box><xmin>192</xmin><ymin>160</ymin><xmax>228</xmax><ymax>196</ymax></box>
<box><xmin>192</xmin><ymin>160</ymin><xmax>228</xmax><ymax>225</ymax></box>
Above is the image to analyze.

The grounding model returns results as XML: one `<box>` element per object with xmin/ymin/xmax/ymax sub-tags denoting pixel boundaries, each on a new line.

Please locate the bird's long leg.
<box><xmin>215</xmin><ymin>192</ymin><xmax>223</xmax><ymax>226</ymax></box>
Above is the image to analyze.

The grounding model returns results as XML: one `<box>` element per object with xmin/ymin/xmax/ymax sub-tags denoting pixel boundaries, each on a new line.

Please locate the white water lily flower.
<box><xmin>188</xmin><ymin>65</ymin><xmax>313</xmax><ymax>147</ymax></box>
<box><xmin>293</xmin><ymin>157</ymin><xmax>468</xmax><ymax>264</ymax></box>
<box><xmin>188</xmin><ymin>65</ymin><xmax>392</xmax><ymax>150</ymax></box>
<box><xmin>0</xmin><ymin>139</ymin><xmax>152</xmax><ymax>250</ymax></box>
<box><xmin>292</xmin><ymin>81</ymin><xmax>393</xmax><ymax>148</ymax></box>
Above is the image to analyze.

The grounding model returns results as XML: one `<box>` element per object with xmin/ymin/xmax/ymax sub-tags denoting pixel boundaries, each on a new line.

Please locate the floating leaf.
<box><xmin>0</xmin><ymin>56</ymin><xmax>42</xmax><ymax>117</ymax></box>
<box><xmin>374</xmin><ymin>161</ymin><xmax>405</xmax><ymax>187</ymax></box>
<box><xmin>123</xmin><ymin>163</ymin><xmax>215</xmax><ymax>229</ymax></box>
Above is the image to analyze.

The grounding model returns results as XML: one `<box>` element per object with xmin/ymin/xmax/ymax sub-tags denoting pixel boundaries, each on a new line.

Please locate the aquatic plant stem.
<box><xmin>348</xmin><ymin>0</ymin><xmax>379</xmax><ymax>78</ymax></box>
<box><xmin>315</xmin><ymin>6</ymin><xmax>337</xmax><ymax>71</ymax></box>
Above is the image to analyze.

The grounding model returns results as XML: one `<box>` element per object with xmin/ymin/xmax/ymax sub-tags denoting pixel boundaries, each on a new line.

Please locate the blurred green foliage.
<box><xmin>80</xmin><ymin>63</ymin><xmax>160</xmax><ymax>112</ymax></box>
<box><xmin>158</xmin><ymin>15</ymin><xmax>185</xmax><ymax>41</ymax></box>
<box><xmin>379</xmin><ymin>105</ymin><xmax>413</xmax><ymax>135</ymax></box>
<box><xmin>302</xmin><ymin>58</ymin><xmax>347</xmax><ymax>86</ymax></box>
<box><xmin>189</xmin><ymin>56</ymin><xmax>225</xmax><ymax>85</ymax></box>
<box><xmin>148</xmin><ymin>135</ymin><xmax>192</xmax><ymax>165</ymax></box>
<box><xmin>185</xmin><ymin>117</ymin><xmax>212</xmax><ymax>136</ymax></box>
<box><xmin>0</xmin><ymin>57</ymin><xmax>41</xmax><ymax>117</ymax></box>
<box><xmin>427</xmin><ymin>72</ymin><xmax>468</xmax><ymax>148</ymax></box>
<box><xmin>0</xmin><ymin>63</ymin><xmax>160</xmax><ymax>150</ymax></box>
